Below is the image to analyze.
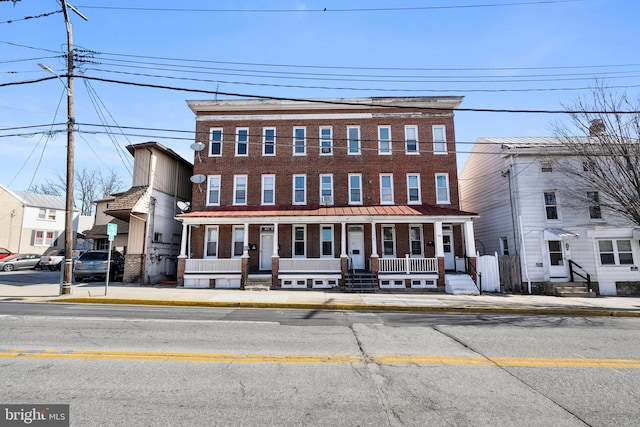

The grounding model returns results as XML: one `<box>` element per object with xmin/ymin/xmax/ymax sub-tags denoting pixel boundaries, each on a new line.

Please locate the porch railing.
<box><xmin>378</xmin><ymin>256</ymin><xmax>438</xmax><ymax>274</ymax></box>
<box><xmin>185</xmin><ymin>258</ymin><xmax>242</xmax><ymax>273</ymax></box>
<box><xmin>279</xmin><ymin>258</ymin><xmax>341</xmax><ymax>273</ymax></box>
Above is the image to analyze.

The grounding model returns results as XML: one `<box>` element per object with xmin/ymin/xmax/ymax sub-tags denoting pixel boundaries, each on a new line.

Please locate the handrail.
<box><xmin>465</xmin><ymin>256</ymin><xmax>482</xmax><ymax>293</ymax></box>
<box><xmin>568</xmin><ymin>259</ymin><xmax>592</xmax><ymax>292</ymax></box>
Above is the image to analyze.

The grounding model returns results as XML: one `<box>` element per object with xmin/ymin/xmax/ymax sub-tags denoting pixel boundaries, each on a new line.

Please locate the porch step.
<box><xmin>245</xmin><ymin>276</ymin><xmax>272</xmax><ymax>291</ymax></box>
<box><xmin>445</xmin><ymin>274</ymin><xmax>480</xmax><ymax>295</ymax></box>
<box><xmin>345</xmin><ymin>272</ymin><xmax>377</xmax><ymax>293</ymax></box>
<box><xmin>552</xmin><ymin>282</ymin><xmax>596</xmax><ymax>298</ymax></box>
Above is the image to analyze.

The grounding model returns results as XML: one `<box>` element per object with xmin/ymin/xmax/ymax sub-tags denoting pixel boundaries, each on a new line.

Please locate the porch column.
<box><xmin>241</xmin><ymin>223</ymin><xmax>249</xmax><ymax>289</ymax></box>
<box><xmin>464</xmin><ymin>220</ymin><xmax>476</xmax><ymax>256</ymax></box>
<box><xmin>434</xmin><ymin>221</ymin><xmax>445</xmax><ymax>286</ymax></box>
<box><xmin>370</xmin><ymin>221</ymin><xmax>379</xmax><ymax>275</ymax></box>
<box><xmin>340</xmin><ymin>222</ymin><xmax>348</xmax><ymax>283</ymax></box>
<box><xmin>242</xmin><ymin>223</ymin><xmax>250</xmax><ymax>257</ymax></box>
<box><xmin>179</xmin><ymin>222</ymin><xmax>188</xmax><ymax>257</ymax></box>
<box><xmin>271</xmin><ymin>222</ymin><xmax>280</xmax><ymax>289</ymax></box>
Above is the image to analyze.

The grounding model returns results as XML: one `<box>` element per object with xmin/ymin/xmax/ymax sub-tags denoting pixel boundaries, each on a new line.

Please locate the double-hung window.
<box><xmin>598</xmin><ymin>240</ymin><xmax>633</xmax><ymax>265</ymax></box>
<box><xmin>210</xmin><ymin>128</ymin><xmax>223</xmax><ymax>156</ymax></box>
<box><xmin>347</xmin><ymin>126</ymin><xmax>361</xmax><ymax>154</ymax></box>
<box><xmin>233</xmin><ymin>175</ymin><xmax>247</xmax><ymax>205</ymax></box>
<box><xmin>405</xmin><ymin>125</ymin><xmax>418</xmax><ymax>154</ymax></box>
<box><xmin>435</xmin><ymin>173</ymin><xmax>450</xmax><ymax>204</ymax></box>
<box><xmin>293</xmin><ymin>174</ymin><xmax>306</xmax><ymax>205</ymax></box>
<box><xmin>293</xmin><ymin>226</ymin><xmax>306</xmax><ymax>257</ymax></box>
<box><xmin>232</xmin><ymin>226</ymin><xmax>245</xmax><ymax>257</ymax></box>
<box><xmin>380</xmin><ymin>174</ymin><xmax>394</xmax><ymax>204</ymax></box>
<box><xmin>236</xmin><ymin>128</ymin><xmax>249</xmax><ymax>156</ymax></box>
<box><xmin>544</xmin><ymin>191</ymin><xmax>559</xmax><ymax>220</ymax></box>
<box><xmin>432</xmin><ymin>125</ymin><xmax>446</xmax><ymax>154</ymax></box>
<box><xmin>263</xmin><ymin>127</ymin><xmax>276</xmax><ymax>156</ymax></box>
<box><xmin>205</xmin><ymin>226</ymin><xmax>218</xmax><ymax>258</ymax></box>
<box><xmin>378</xmin><ymin>126</ymin><xmax>391</xmax><ymax>155</ymax></box>
<box><xmin>587</xmin><ymin>191</ymin><xmax>602</xmax><ymax>219</ymax></box>
<box><xmin>320</xmin><ymin>174</ymin><xmax>333</xmax><ymax>205</ymax></box>
<box><xmin>382</xmin><ymin>226</ymin><xmax>395</xmax><ymax>257</ymax></box>
<box><xmin>407</xmin><ymin>174</ymin><xmax>421</xmax><ymax>204</ymax></box>
<box><xmin>409</xmin><ymin>225</ymin><xmax>424</xmax><ymax>257</ymax></box>
<box><xmin>293</xmin><ymin>127</ymin><xmax>306</xmax><ymax>155</ymax></box>
<box><xmin>38</xmin><ymin>208</ymin><xmax>56</xmax><ymax>221</ymax></box>
<box><xmin>207</xmin><ymin>175</ymin><xmax>221</xmax><ymax>206</ymax></box>
<box><xmin>34</xmin><ymin>231</ymin><xmax>56</xmax><ymax>246</ymax></box>
<box><xmin>320</xmin><ymin>225</ymin><xmax>334</xmax><ymax>257</ymax></box>
<box><xmin>320</xmin><ymin>126</ymin><xmax>332</xmax><ymax>155</ymax></box>
<box><xmin>349</xmin><ymin>174</ymin><xmax>362</xmax><ymax>204</ymax></box>
<box><xmin>262</xmin><ymin>174</ymin><xmax>275</xmax><ymax>205</ymax></box>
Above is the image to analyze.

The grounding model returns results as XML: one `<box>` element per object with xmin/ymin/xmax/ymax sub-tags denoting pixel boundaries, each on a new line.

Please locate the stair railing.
<box><xmin>568</xmin><ymin>260</ymin><xmax>592</xmax><ymax>292</ymax></box>
<box><xmin>465</xmin><ymin>256</ymin><xmax>482</xmax><ymax>293</ymax></box>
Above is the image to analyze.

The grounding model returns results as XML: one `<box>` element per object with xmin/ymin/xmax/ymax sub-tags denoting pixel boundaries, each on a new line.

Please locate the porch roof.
<box><xmin>177</xmin><ymin>204</ymin><xmax>477</xmax><ymax>224</ymax></box>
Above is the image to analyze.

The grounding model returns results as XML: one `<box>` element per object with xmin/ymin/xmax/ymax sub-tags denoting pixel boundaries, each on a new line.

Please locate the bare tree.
<box><xmin>26</xmin><ymin>182</ymin><xmax>62</xmax><ymax>196</ymax></box>
<box><xmin>553</xmin><ymin>86</ymin><xmax>640</xmax><ymax>225</ymax></box>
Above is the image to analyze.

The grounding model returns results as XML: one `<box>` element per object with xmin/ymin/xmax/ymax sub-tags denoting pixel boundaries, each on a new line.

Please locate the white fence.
<box><xmin>378</xmin><ymin>256</ymin><xmax>438</xmax><ymax>274</ymax></box>
<box><xmin>185</xmin><ymin>258</ymin><xmax>242</xmax><ymax>273</ymax></box>
<box><xmin>476</xmin><ymin>252</ymin><xmax>500</xmax><ymax>292</ymax></box>
<box><xmin>279</xmin><ymin>258</ymin><xmax>341</xmax><ymax>273</ymax></box>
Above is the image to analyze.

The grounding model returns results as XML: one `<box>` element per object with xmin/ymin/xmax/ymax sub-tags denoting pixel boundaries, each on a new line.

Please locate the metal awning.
<box><xmin>543</xmin><ymin>228</ymin><xmax>579</xmax><ymax>240</ymax></box>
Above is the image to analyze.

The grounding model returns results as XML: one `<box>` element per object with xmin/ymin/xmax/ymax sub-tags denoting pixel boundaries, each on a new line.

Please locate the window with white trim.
<box><xmin>380</xmin><ymin>174</ymin><xmax>394</xmax><ymax>204</ymax></box>
<box><xmin>232</xmin><ymin>226</ymin><xmax>245</xmax><ymax>257</ymax></box>
<box><xmin>544</xmin><ymin>191</ymin><xmax>559</xmax><ymax>220</ymax></box>
<box><xmin>263</xmin><ymin>127</ymin><xmax>276</xmax><ymax>156</ymax></box>
<box><xmin>435</xmin><ymin>173</ymin><xmax>450</xmax><ymax>204</ymax></box>
<box><xmin>320</xmin><ymin>126</ymin><xmax>332</xmax><ymax>155</ymax></box>
<box><xmin>347</xmin><ymin>126</ymin><xmax>361</xmax><ymax>154</ymax></box>
<box><xmin>409</xmin><ymin>225</ymin><xmax>424</xmax><ymax>256</ymax></box>
<box><xmin>321</xmin><ymin>225</ymin><xmax>334</xmax><ymax>257</ymax></box>
<box><xmin>233</xmin><ymin>175</ymin><xmax>247</xmax><ymax>205</ymax></box>
<box><xmin>407</xmin><ymin>174</ymin><xmax>421</xmax><ymax>204</ymax></box>
<box><xmin>293</xmin><ymin>174</ymin><xmax>306</xmax><ymax>205</ymax></box>
<box><xmin>235</xmin><ymin>128</ymin><xmax>248</xmax><ymax>156</ymax></box>
<box><xmin>598</xmin><ymin>240</ymin><xmax>633</xmax><ymax>265</ymax></box>
<box><xmin>207</xmin><ymin>175</ymin><xmax>221</xmax><ymax>206</ymax></box>
<box><xmin>205</xmin><ymin>226</ymin><xmax>218</xmax><ymax>258</ymax></box>
<box><xmin>348</xmin><ymin>174</ymin><xmax>362</xmax><ymax>204</ymax></box>
<box><xmin>587</xmin><ymin>191</ymin><xmax>602</xmax><ymax>219</ymax></box>
<box><xmin>262</xmin><ymin>174</ymin><xmax>275</xmax><ymax>205</ymax></box>
<box><xmin>500</xmin><ymin>237</ymin><xmax>510</xmax><ymax>256</ymax></box>
<box><xmin>34</xmin><ymin>230</ymin><xmax>57</xmax><ymax>246</ymax></box>
<box><xmin>293</xmin><ymin>225</ymin><xmax>306</xmax><ymax>257</ymax></box>
<box><xmin>405</xmin><ymin>125</ymin><xmax>418</xmax><ymax>154</ymax></box>
<box><xmin>209</xmin><ymin>128</ymin><xmax>222</xmax><ymax>156</ymax></box>
<box><xmin>382</xmin><ymin>225</ymin><xmax>395</xmax><ymax>257</ymax></box>
<box><xmin>432</xmin><ymin>125</ymin><xmax>446</xmax><ymax>153</ymax></box>
<box><xmin>38</xmin><ymin>208</ymin><xmax>56</xmax><ymax>221</ymax></box>
<box><xmin>378</xmin><ymin>126</ymin><xmax>391</xmax><ymax>155</ymax></box>
<box><xmin>320</xmin><ymin>174</ymin><xmax>333</xmax><ymax>205</ymax></box>
<box><xmin>293</xmin><ymin>127</ymin><xmax>306</xmax><ymax>155</ymax></box>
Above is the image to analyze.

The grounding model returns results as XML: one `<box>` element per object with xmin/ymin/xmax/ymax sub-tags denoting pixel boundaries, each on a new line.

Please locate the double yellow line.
<box><xmin>2</xmin><ymin>349</ymin><xmax>640</xmax><ymax>368</ymax></box>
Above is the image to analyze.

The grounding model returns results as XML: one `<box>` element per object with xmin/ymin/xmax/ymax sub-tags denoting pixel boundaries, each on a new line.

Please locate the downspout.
<box><xmin>146</xmin><ymin>196</ymin><xmax>157</xmax><ymax>285</ymax></box>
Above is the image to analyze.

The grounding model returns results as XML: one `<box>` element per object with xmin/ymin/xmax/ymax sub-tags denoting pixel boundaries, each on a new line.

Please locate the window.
<box><xmin>409</xmin><ymin>225</ymin><xmax>424</xmax><ymax>256</ymax></box>
<box><xmin>432</xmin><ymin>125</ymin><xmax>446</xmax><ymax>153</ymax></box>
<box><xmin>587</xmin><ymin>191</ymin><xmax>602</xmax><ymax>219</ymax></box>
<box><xmin>378</xmin><ymin>126</ymin><xmax>391</xmax><ymax>154</ymax></box>
<box><xmin>544</xmin><ymin>191</ymin><xmax>558</xmax><ymax>220</ymax></box>
<box><xmin>380</xmin><ymin>174</ymin><xmax>394</xmax><ymax>204</ymax></box>
<box><xmin>205</xmin><ymin>226</ymin><xmax>218</xmax><ymax>258</ymax></box>
<box><xmin>263</xmin><ymin>127</ymin><xmax>276</xmax><ymax>156</ymax></box>
<box><xmin>500</xmin><ymin>237</ymin><xmax>510</xmax><ymax>256</ymax></box>
<box><xmin>321</xmin><ymin>225</ymin><xmax>334</xmax><ymax>257</ymax></box>
<box><xmin>210</xmin><ymin>128</ymin><xmax>223</xmax><ymax>156</ymax></box>
<box><xmin>153</xmin><ymin>232</ymin><xmax>163</xmax><ymax>243</ymax></box>
<box><xmin>233</xmin><ymin>175</ymin><xmax>247</xmax><ymax>205</ymax></box>
<box><xmin>382</xmin><ymin>226</ymin><xmax>395</xmax><ymax>257</ymax></box>
<box><xmin>320</xmin><ymin>174</ymin><xmax>333</xmax><ymax>205</ymax></box>
<box><xmin>435</xmin><ymin>173</ymin><xmax>450</xmax><ymax>204</ymax></box>
<box><xmin>320</xmin><ymin>126</ymin><xmax>332</xmax><ymax>155</ymax></box>
<box><xmin>405</xmin><ymin>125</ymin><xmax>418</xmax><ymax>154</ymax></box>
<box><xmin>293</xmin><ymin>226</ymin><xmax>306</xmax><ymax>257</ymax></box>
<box><xmin>34</xmin><ymin>230</ymin><xmax>56</xmax><ymax>246</ymax></box>
<box><xmin>598</xmin><ymin>240</ymin><xmax>634</xmax><ymax>265</ymax></box>
<box><xmin>207</xmin><ymin>175</ymin><xmax>221</xmax><ymax>206</ymax></box>
<box><xmin>407</xmin><ymin>174</ymin><xmax>421</xmax><ymax>204</ymax></box>
<box><xmin>347</xmin><ymin>126</ymin><xmax>360</xmax><ymax>154</ymax></box>
<box><xmin>348</xmin><ymin>174</ymin><xmax>362</xmax><ymax>204</ymax></box>
<box><xmin>541</xmin><ymin>162</ymin><xmax>553</xmax><ymax>172</ymax></box>
<box><xmin>232</xmin><ymin>226</ymin><xmax>245</xmax><ymax>257</ymax></box>
<box><xmin>235</xmin><ymin>128</ymin><xmax>248</xmax><ymax>156</ymax></box>
<box><xmin>293</xmin><ymin>127</ymin><xmax>306</xmax><ymax>155</ymax></box>
<box><xmin>38</xmin><ymin>208</ymin><xmax>56</xmax><ymax>221</ymax></box>
<box><xmin>548</xmin><ymin>241</ymin><xmax>563</xmax><ymax>266</ymax></box>
<box><xmin>293</xmin><ymin>174</ymin><xmax>306</xmax><ymax>205</ymax></box>
<box><xmin>262</xmin><ymin>175</ymin><xmax>275</xmax><ymax>205</ymax></box>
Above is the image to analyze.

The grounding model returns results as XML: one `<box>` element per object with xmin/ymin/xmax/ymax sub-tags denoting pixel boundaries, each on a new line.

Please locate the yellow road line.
<box><xmin>1</xmin><ymin>350</ymin><xmax>639</xmax><ymax>368</ymax></box>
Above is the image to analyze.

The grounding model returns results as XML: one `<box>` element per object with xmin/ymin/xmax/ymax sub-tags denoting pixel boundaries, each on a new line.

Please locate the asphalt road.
<box><xmin>1</xmin><ymin>302</ymin><xmax>639</xmax><ymax>426</ymax></box>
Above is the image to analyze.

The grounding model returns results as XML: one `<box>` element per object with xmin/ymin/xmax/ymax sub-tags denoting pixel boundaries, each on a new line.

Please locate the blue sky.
<box><xmin>1</xmin><ymin>0</ymin><xmax>638</xmax><ymax>193</ymax></box>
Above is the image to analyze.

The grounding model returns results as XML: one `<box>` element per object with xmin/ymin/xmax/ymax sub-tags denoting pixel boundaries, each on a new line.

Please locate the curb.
<box><xmin>45</xmin><ymin>297</ymin><xmax>640</xmax><ymax>318</ymax></box>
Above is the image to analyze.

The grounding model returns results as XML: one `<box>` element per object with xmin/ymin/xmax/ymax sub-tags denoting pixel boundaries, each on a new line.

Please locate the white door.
<box><xmin>260</xmin><ymin>231</ymin><xmax>274</xmax><ymax>271</ymax></box>
<box><xmin>443</xmin><ymin>232</ymin><xmax>455</xmax><ymax>270</ymax></box>
<box><xmin>348</xmin><ymin>226</ymin><xmax>365</xmax><ymax>270</ymax></box>
<box><xmin>547</xmin><ymin>240</ymin><xmax>569</xmax><ymax>281</ymax></box>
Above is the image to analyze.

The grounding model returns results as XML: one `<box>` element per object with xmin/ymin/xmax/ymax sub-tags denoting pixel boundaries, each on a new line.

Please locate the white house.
<box><xmin>460</xmin><ymin>137</ymin><xmax>640</xmax><ymax>296</ymax></box>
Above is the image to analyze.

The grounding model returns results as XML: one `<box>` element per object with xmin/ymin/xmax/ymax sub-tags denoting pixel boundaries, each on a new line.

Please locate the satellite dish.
<box><xmin>177</xmin><ymin>201</ymin><xmax>191</xmax><ymax>213</ymax></box>
<box><xmin>190</xmin><ymin>142</ymin><xmax>206</xmax><ymax>152</ymax></box>
<box><xmin>190</xmin><ymin>174</ymin><xmax>206</xmax><ymax>184</ymax></box>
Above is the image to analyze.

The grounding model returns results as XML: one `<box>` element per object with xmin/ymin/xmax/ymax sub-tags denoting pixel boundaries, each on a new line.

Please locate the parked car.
<box><xmin>39</xmin><ymin>249</ymin><xmax>65</xmax><ymax>271</ymax></box>
<box><xmin>0</xmin><ymin>247</ymin><xmax>13</xmax><ymax>260</ymax></box>
<box><xmin>0</xmin><ymin>253</ymin><xmax>42</xmax><ymax>271</ymax></box>
<box><xmin>73</xmin><ymin>250</ymin><xmax>125</xmax><ymax>282</ymax></box>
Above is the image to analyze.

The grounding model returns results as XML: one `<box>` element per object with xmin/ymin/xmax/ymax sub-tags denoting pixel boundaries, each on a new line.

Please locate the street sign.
<box><xmin>107</xmin><ymin>223</ymin><xmax>118</xmax><ymax>236</ymax></box>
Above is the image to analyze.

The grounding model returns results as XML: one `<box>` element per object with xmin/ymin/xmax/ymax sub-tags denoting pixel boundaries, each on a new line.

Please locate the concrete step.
<box><xmin>551</xmin><ymin>282</ymin><xmax>596</xmax><ymax>298</ymax></box>
<box><xmin>245</xmin><ymin>276</ymin><xmax>272</xmax><ymax>291</ymax></box>
<box><xmin>445</xmin><ymin>274</ymin><xmax>480</xmax><ymax>295</ymax></box>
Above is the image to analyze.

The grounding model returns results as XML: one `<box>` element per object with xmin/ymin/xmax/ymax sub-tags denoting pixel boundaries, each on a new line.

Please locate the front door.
<box><xmin>259</xmin><ymin>229</ymin><xmax>274</xmax><ymax>271</ymax></box>
<box><xmin>547</xmin><ymin>240</ymin><xmax>569</xmax><ymax>281</ymax></box>
<box><xmin>348</xmin><ymin>226</ymin><xmax>365</xmax><ymax>270</ymax></box>
<box><xmin>443</xmin><ymin>231</ymin><xmax>455</xmax><ymax>270</ymax></box>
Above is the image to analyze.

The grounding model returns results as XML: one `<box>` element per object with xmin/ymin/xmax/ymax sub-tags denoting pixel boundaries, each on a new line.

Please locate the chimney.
<box><xmin>589</xmin><ymin>119</ymin><xmax>605</xmax><ymax>136</ymax></box>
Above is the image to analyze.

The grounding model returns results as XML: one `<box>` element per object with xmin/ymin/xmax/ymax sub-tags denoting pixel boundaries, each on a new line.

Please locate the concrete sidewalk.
<box><xmin>1</xmin><ymin>281</ymin><xmax>640</xmax><ymax>317</ymax></box>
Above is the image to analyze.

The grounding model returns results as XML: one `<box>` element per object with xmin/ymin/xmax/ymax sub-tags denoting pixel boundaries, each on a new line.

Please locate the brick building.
<box><xmin>177</xmin><ymin>97</ymin><xmax>477</xmax><ymax>291</ymax></box>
